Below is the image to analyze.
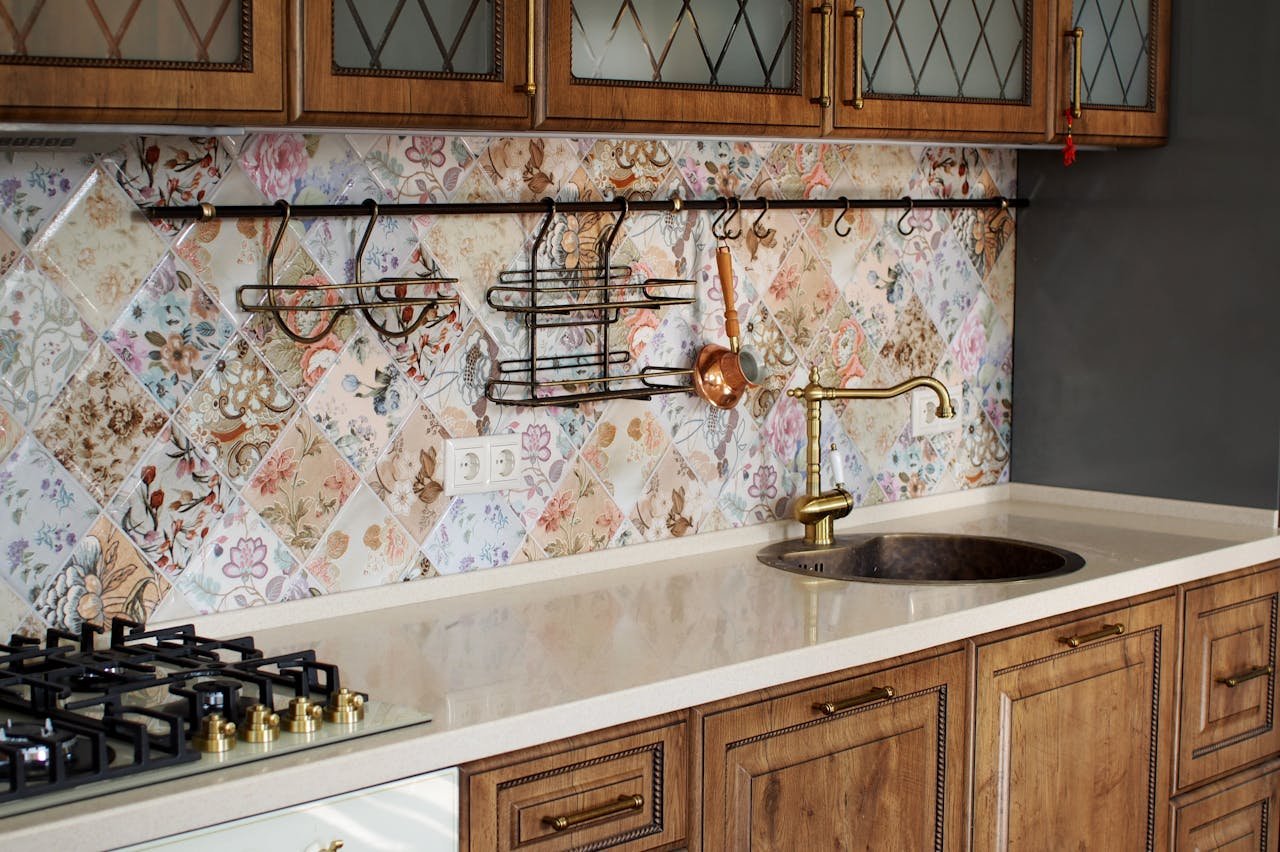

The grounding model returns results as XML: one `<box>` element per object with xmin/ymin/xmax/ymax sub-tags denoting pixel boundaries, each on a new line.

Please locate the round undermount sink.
<box><xmin>757</xmin><ymin>533</ymin><xmax>1085</xmax><ymax>583</ymax></box>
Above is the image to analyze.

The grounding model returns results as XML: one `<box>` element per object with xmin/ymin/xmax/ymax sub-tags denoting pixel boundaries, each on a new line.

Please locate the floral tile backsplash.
<box><xmin>0</xmin><ymin>134</ymin><xmax>1015</xmax><ymax>637</ymax></box>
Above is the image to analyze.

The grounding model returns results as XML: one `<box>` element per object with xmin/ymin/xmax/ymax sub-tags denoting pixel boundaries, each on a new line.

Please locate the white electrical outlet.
<box><xmin>444</xmin><ymin>435</ymin><xmax>522</xmax><ymax>494</ymax></box>
<box><xmin>912</xmin><ymin>385</ymin><xmax>963</xmax><ymax>437</ymax></box>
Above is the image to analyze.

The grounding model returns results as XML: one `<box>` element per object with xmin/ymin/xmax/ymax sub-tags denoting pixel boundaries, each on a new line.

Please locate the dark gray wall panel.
<box><xmin>1013</xmin><ymin>0</ymin><xmax>1280</xmax><ymax>508</ymax></box>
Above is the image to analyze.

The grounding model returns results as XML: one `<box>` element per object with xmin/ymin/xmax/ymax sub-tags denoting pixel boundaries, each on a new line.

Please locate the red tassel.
<box><xmin>1062</xmin><ymin>109</ymin><xmax>1077</xmax><ymax>167</ymax></box>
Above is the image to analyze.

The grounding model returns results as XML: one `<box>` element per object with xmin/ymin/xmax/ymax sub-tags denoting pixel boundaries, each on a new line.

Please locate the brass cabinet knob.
<box><xmin>282</xmin><ymin>697</ymin><xmax>324</xmax><ymax>734</ymax></box>
<box><xmin>192</xmin><ymin>712</ymin><xmax>237</xmax><ymax>753</ymax></box>
<box><xmin>239</xmin><ymin>703</ymin><xmax>280</xmax><ymax>743</ymax></box>
<box><xmin>324</xmin><ymin>688</ymin><xmax>366</xmax><ymax>725</ymax></box>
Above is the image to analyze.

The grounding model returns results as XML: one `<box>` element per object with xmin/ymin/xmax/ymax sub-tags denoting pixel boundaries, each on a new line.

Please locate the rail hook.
<box><xmin>254</xmin><ymin>199</ymin><xmax>349</xmax><ymax>345</ymax></box>
<box><xmin>710</xmin><ymin>197</ymin><xmax>731</xmax><ymax>241</ymax></box>
<box><xmin>988</xmin><ymin>196</ymin><xmax>1010</xmax><ymax>234</ymax></box>
<box><xmin>896</xmin><ymin>196</ymin><xmax>915</xmax><ymax>237</ymax></box>
<box><xmin>600</xmin><ymin>196</ymin><xmax>629</xmax><ymax>260</ymax></box>
<box><xmin>833</xmin><ymin>196</ymin><xmax>853</xmax><ymax>238</ymax></box>
<box><xmin>723</xmin><ymin>197</ymin><xmax>743</xmax><ymax>240</ymax></box>
<box><xmin>751</xmin><ymin>198</ymin><xmax>775</xmax><ymax>240</ymax></box>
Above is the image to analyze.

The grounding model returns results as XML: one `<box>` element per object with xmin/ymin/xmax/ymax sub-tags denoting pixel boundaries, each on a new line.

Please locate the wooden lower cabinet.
<box><xmin>696</xmin><ymin>648</ymin><xmax>968</xmax><ymax>851</ymax></box>
<box><xmin>972</xmin><ymin>594</ymin><xmax>1177</xmax><ymax>852</ymax></box>
<box><xmin>1172</xmin><ymin>758</ymin><xmax>1280</xmax><ymax>851</ymax></box>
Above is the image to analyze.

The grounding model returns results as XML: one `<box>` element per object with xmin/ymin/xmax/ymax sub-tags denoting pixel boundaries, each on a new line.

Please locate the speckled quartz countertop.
<box><xmin>9</xmin><ymin>484</ymin><xmax>1280</xmax><ymax>850</ymax></box>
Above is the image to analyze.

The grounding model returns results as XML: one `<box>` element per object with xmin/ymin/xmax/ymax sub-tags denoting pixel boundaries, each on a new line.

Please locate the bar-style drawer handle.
<box><xmin>813</xmin><ymin>685</ymin><xmax>895</xmax><ymax>715</ymax></box>
<box><xmin>542</xmin><ymin>794</ymin><xmax>644</xmax><ymax>832</ymax></box>
<box><xmin>1218</xmin><ymin>665</ymin><xmax>1273</xmax><ymax>688</ymax></box>
<box><xmin>1059</xmin><ymin>623</ymin><xmax>1125</xmax><ymax>648</ymax></box>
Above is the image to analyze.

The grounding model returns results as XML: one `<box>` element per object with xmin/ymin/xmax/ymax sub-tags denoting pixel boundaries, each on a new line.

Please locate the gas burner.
<box><xmin>0</xmin><ymin>719</ymin><xmax>105</xmax><ymax>778</ymax></box>
<box><xmin>67</xmin><ymin>663</ymin><xmax>125</xmax><ymax>692</ymax></box>
<box><xmin>190</xmin><ymin>679</ymin><xmax>242</xmax><ymax>716</ymax></box>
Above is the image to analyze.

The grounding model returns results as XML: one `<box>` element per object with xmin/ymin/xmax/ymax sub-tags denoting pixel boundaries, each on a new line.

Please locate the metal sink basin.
<box><xmin>758</xmin><ymin>533</ymin><xmax>1085</xmax><ymax>583</ymax></box>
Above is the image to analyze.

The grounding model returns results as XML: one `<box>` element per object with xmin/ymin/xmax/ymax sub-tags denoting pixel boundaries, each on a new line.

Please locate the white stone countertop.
<box><xmin>9</xmin><ymin>484</ymin><xmax>1280</xmax><ymax>850</ymax></box>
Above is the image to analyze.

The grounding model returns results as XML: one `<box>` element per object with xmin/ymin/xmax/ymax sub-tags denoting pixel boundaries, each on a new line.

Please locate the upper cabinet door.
<box><xmin>0</xmin><ymin>0</ymin><xmax>286</xmax><ymax>123</ymax></box>
<box><xmin>294</xmin><ymin>0</ymin><xmax>532</xmax><ymax>128</ymax></box>
<box><xmin>1052</xmin><ymin>0</ymin><xmax>1169</xmax><ymax>142</ymax></box>
<box><xmin>832</xmin><ymin>0</ymin><xmax>1051</xmax><ymax>140</ymax></box>
<box><xmin>542</xmin><ymin>0</ymin><xmax>824</xmax><ymax>134</ymax></box>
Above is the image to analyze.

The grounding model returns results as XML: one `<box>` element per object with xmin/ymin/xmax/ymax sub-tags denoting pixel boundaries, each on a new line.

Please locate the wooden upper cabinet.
<box><xmin>293</xmin><ymin>0</ymin><xmax>533</xmax><ymax>128</ymax></box>
<box><xmin>0</xmin><ymin>0</ymin><xmax>286</xmax><ymax>124</ymax></box>
<box><xmin>1050</xmin><ymin>0</ymin><xmax>1170</xmax><ymax>143</ymax></box>
<box><xmin>541</xmin><ymin>0</ymin><xmax>824</xmax><ymax>134</ymax></box>
<box><xmin>698</xmin><ymin>648</ymin><xmax>968</xmax><ymax>852</ymax></box>
<box><xmin>831</xmin><ymin>0</ymin><xmax>1053</xmax><ymax>141</ymax></box>
<box><xmin>972</xmin><ymin>595</ymin><xmax>1176</xmax><ymax>852</ymax></box>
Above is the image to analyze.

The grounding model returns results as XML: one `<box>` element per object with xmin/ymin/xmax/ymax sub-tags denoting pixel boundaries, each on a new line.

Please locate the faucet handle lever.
<box><xmin>828</xmin><ymin>443</ymin><xmax>846</xmax><ymax>488</ymax></box>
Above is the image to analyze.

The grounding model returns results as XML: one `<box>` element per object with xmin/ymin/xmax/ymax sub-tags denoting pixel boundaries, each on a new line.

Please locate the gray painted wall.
<box><xmin>1013</xmin><ymin>1</ymin><xmax>1280</xmax><ymax>509</ymax></box>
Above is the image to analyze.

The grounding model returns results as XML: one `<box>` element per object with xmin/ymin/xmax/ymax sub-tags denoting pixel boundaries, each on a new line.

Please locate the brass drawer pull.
<box><xmin>542</xmin><ymin>794</ymin><xmax>644</xmax><ymax>832</ymax></box>
<box><xmin>1218</xmin><ymin>664</ymin><xmax>1273</xmax><ymax>688</ymax></box>
<box><xmin>1060</xmin><ymin>623</ymin><xmax>1124</xmax><ymax>648</ymax></box>
<box><xmin>813</xmin><ymin>685</ymin><xmax>895</xmax><ymax>715</ymax></box>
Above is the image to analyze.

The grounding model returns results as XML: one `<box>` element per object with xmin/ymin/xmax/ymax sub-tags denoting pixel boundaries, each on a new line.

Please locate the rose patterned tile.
<box><xmin>527</xmin><ymin>460</ymin><xmax>623</xmax><ymax>559</ymax></box>
<box><xmin>33</xmin><ymin>344</ymin><xmax>168</xmax><ymax>504</ymax></box>
<box><xmin>34</xmin><ymin>515</ymin><xmax>170</xmax><ymax>631</ymax></box>
<box><xmin>0</xmin><ymin>404</ymin><xmax>20</xmax><ymax>465</ymax></box>
<box><xmin>629</xmin><ymin>447</ymin><xmax>708</xmax><ymax>542</ymax></box>
<box><xmin>306</xmin><ymin>334</ymin><xmax>414</xmax><ymax>474</ymax></box>
<box><xmin>477</xmin><ymin>137</ymin><xmax>585</xmax><ymax>202</ymax></box>
<box><xmin>876</xmin><ymin>425</ymin><xmax>946</xmax><ymax>502</ymax></box>
<box><xmin>243</xmin><ymin>416</ymin><xmax>358</xmax><ymax>560</ymax></box>
<box><xmin>0</xmin><ymin>436</ymin><xmax>99</xmax><ymax>601</ymax></box>
<box><xmin>580</xmin><ymin>139</ymin><xmax>675</xmax><ymax>199</ymax></box>
<box><xmin>761</xmin><ymin>143</ymin><xmax>842</xmax><ymax>202</ymax></box>
<box><xmin>0</xmin><ymin>257</ymin><xmax>95</xmax><ymax>425</ymax></box>
<box><xmin>110</xmin><ymin>426</ymin><xmax>226</xmax><ymax>578</ymax></box>
<box><xmin>367</xmin><ymin>404</ymin><xmax>449</xmax><ymax>545</ymax></box>
<box><xmin>103</xmin><ymin>255</ymin><xmax>236</xmax><ymax>412</ymax></box>
<box><xmin>0</xmin><ymin>149</ymin><xmax>93</xmax><ymax>244</ymax></box>
<box><xmin>0</xmin><ymin>579</ymin><xmax>43</xmax><ymax>640</ymax></box>
<box><xmin>173</xmin><ymin>335</ymin><xmax>297</xmax><ymax>488</ymax></box>
<box><xmin>758</xmin><ymin>383</ymin><xmax>809</xmax><ymax>502</ymax></box>
<box><xmin>0</xmin><ymin>228</ymin><xmax>18</xmax><ymax>276</ymax></box>
<box><xmin>422</xmin><ymin>492</ymin><xmax>526</xmax><ymax>574</ymax></box>
<box><xmin>30</xmin><ymin>168</ymin><xmax>169</xmax><ymax>331</ymax></box>
<box><xmin>102</xmin><ymin>137</ymin><xmax>231</xmax><ymax>234</ymax></box>
<box><xmin>581</xmin><ymin>399</ymin><xmax>670</xmax><ymax>515</ymax></box>
<box><xmin>877</xmin><ymin>292</ymin><xmax>946</xmax><ymax>377</ymax></box>
<box><xmin>671</xmin><ymin>140</ymin><xmax>766</xmax><ymax>199</ymax></box>
<box><xmin>239</xmin><ymin>133</ymin><xmax>363</xmax><ymax>206</ymax></box>
<box><xmin>761</xmin><ymin>234</ymin><xmax>842</xmax><ymax>359</ymax></box>
<box><xmin>303</xmin><ymin>486</ymin><xmax>415</xmax><ymax>592</ymax></box>
<box><xmin>177</xmin><ymin>498</ymin><xmax>315</xmax><ymax>614</ymax></box>
<box><xmin>364</xmin><ymin>135</ymin><xmax>474</xmax><ymax>203</ymax></box>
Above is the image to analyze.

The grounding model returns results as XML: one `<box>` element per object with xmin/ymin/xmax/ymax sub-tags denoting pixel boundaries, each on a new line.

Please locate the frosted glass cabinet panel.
<box><xmin>0</xmin><ymin>0</ymin><xmax>286</xmax><ymax>122</ymax></box>
<box><xmin>331</xmin><ymin>0</ymin><xmax>496</xmax><ymax>75</ymax></box>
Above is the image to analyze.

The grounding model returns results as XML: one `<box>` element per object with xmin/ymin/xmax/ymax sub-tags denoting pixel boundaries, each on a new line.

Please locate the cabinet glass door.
<box><xmin>833</xmin><ymin>0</ymin><xmax>1051</xmax><ymax>139</ymax></box>
<box><xmin>296</xmin><ymin>0</ymin><xmax>531</xmax><ymax>128</ymax></box>
<box><xmin>544</xmin><ymin>0</ymin><xmax>823</xmax><ymax>133</ymax></box>
<box><xmin>0</xmin><ymin>0</ymin><xmax>285</xmax><ymax>122</ymax></box>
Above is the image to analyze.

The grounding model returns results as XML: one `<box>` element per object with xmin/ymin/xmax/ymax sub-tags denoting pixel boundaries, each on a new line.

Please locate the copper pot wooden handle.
<box><xmin>715</xmin><ymin>246</ymin><xmax>740</xmax><ymax>348</ymax></box>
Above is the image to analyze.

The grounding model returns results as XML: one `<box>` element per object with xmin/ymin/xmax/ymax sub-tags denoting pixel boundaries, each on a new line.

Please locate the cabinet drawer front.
<box><xmin>700</xmin><ymin>649</ymin><xmax>967</xmax><ymax>852</ymax></box>
<box><xmin>465</xmin><ymin>720</ymin><xmax>686</xmax><ymax>851</ymax></box>
<box><xmin>1180</xmin><ymin>567</ymin><xmax>1280</xmax><ymax>790</ymax></box>
<box><xmin>1172</xmin><ymin>759</ymin><xmax>1280</xmax><ymax>852</ymax></box>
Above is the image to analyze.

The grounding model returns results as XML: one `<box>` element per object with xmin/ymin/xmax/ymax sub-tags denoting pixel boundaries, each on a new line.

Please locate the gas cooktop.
<box><xmin>0</xmin><ymin>618</ymin><xmax>430</xmax><ymax>818</ymax></box>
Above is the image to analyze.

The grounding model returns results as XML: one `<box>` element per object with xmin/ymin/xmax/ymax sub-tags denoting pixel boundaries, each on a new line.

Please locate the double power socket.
<box><xmin>912</xmin><ymin>385</ymin><xmax>964</xmax><ymax>437</ymax></box>
<box><xmin>443</xmin><ymin>435</ymin><xmax>523</xmax><ymax>495</ymax></box>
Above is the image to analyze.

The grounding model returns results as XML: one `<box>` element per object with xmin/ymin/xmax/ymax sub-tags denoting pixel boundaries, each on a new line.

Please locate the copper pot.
<box><xmin>691</xmin><ymin>246</ymin><xmax>759</xmax><ymax>409</ymax></box>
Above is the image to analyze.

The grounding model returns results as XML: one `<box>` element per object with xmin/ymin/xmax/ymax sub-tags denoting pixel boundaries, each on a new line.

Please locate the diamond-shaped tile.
<box><xmin>173</xmin><ymin>335</ymin><xmax>298</xmax><ymax>488</ymax></box>
<box><xmin>760</xmin><ymin>143</ymin><xmax>841</xmax><ymax>203</ymax></box>
<box><xmin>671</xmin><ymin>140</ymin><xmax>766</xmax><ymax>199</ymax></box>
<box><xmin>0</xmin><ymin>256</ymin><xmax>94</xmax><ymax>425</ymax></box>
<box><xmin>581</xmin><ymin>399</ymin><xmax>670</xmax><ymax>516</ymax></box>
<box><xmin>365</xmin><ymin>135</ymin><xmax>474</xmax><ymax>202</ymax></box>
<box><xmin>757</xmin><ymin>380</ymin><xmax>809</xmax><ymax>501</ymax></box>
<box><xmin>982</xmin><ymin>233</ymin><xmax>1015</xmax><ymax>332</ymax></box>
<box><xmin>102</xmin><ymin>137</ymin><xmax>231</xmax><ymax>234</ymax></box>
<box><xmin>526</xmin><ymin>460</ymin><xmax>622</xmax><ymax>559</ymax></box>
<box><xmin>0</xmin><ymin>404</ymin><xmax>20</xmax><ymax>465</ymax></box>
<box><xmin>950</xmin><ymin>175</ymin><xmax>1015</xmax><ymax>281</ymax></box>
<box><xmin>30</xmin><ymin>168</ymin><xmax>168</xmax><ymax>331</ymax></box>
<box><xmin>844</xmin><ymin>231</ymin><xmax>912</xmax><ymax>352</ymax></box>
<box><xmin>580</xmin><ymin>138</ymin><xmax>675</xmax><ymax>200</ymax></box>
<box><xmin>877</xmin><ymin>292</ymin><xmax>946</xmax><ymax>377</ymax></box>
<box><xmin>955</xmin><ymin>392</ymin><xmax>1009</xmax><ymax>489</ymax></box>
<box><xmin>103</xmin><ymin>255</ymin><xmax>236</xmax><ymax>412</ymax></box>
<box><xmin>382</xmin><ymin>272</ymin><xmax>468</xmax><ymax>390</ymax></box>
<box><xmin>303</xmin><ymin>486</ymin><xmax>415</xmax><ymax>592</ymax></box>
<box><xmin>838</xmin><ymin>145</ymin><xmax>919</xmax><ymax>198</ymax></box>
<box><xmin>760</xmin><ymin>234</ymin><xmax>842</xmax><ymax>359</ymax></box>
<box><xmin>0</xmin><ymin>228</ymin><xmax>18</xmax><ymax>277</ymax></box>
<box><xmin>876</xmin><ymin>424</ymin><xmax>946</xmax><ymax>502</ymax></box>
<box><xmin>0</xmin><ymin>149</ymin><xmax>94</xmax><ymax>244</ymax></box>
<box><xmin>738</xmin><ymin>301</ymin><xmax>799</xmax><ymax>423</ymax></box>
<box><xmin>418</xmin><ymin>319</ymin><xmax>500</xmax><ymax>439</ymax></box>
<box><xmin>0</xmin><ymin>436</ymin><xmax>100</xmax><ymax>600</ymax></box>
<box><xmin>110</xmin><ymin>426</ymin><xmax>226</xmax><ymax>578</ymax></box>
<box><xmin>494</xmin><ymin>405</ymin><xmax>595</xmax><ymax>530</ymax></box>
<box><xmin>33</xmin><ymin>344</ymin><xmax>168</xmax><ymax>504</ymax></box>
<box><xmin>419</xmin><ymin>205</ymin><xmax>526</xmax><ymax>319</ymax></box>
<box><xmin>912</xmin><ymin>229</ymin><xmax>983</xmax><ymax>345</ymax></box>
<box><xmin>239</xmin><ymin>133</ymin><xmax>363</xmax><ymax>206</ymax></box>
<box><xmin>832</xmin><ymin>355</ymin><xmax>914</xmax><ymax>469</ymax></box>
<box><xmin>629</xmin><ymin>447</ymin><xmax>707</xmax><ymax>541</ymax></box>
<box><xmin>34</xmin><ymin>515</ymin><xmax>170</xmax><ymax>631</ymax></box>
<box><xmin>367</xmin><ymin>403</ymin><xmax>449</xmax><ymax>545</ymax></box>
<box><xmin>0</xmin><ymin>578</ymin><xmax>43</xmax><ymax>640</ymax></box>
<box><xmin>422</xmin><ymin>491</ymin><xmax>526</xmax><ymax>573</ymax></box>
<box><xmin>242</xmin><ymin>416</ymin><xmax>358</xmax><ymax>560</ymax></box>
<box><xmin>910</xmin><ymin>146</ymin><xmax>987</xmax><ymax>202</ymax></box>
<box><xmin>477</xmin><ymin>137</ymin><xmax>585</xmax><ymax>201</ymax></box>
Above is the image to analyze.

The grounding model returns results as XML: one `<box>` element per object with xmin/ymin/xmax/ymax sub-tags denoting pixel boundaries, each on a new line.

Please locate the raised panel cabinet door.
<box><xmin>0</xmin><ymin>0</ymin><xmax>286</xmax><ymax>123</ymax></box>
<box><xmin>700</xmin><ymin>648</ymin><xmax>967</xmax><ymax>852</ymax></box>
<box><xmin>832</xmin><ymin>0</ymin><xmax>1052</xmax><ymax>140</ymax></box>
<box><xmin>972</xmin><ymin>595</ymin><xmax>1176</xmax><ymax>852</ymax></box>
<box><xmin>1171</xmin><ymin>759</ymin><xmax>1280</xmax><ymax>852</ymax></box>
<box><xmin>542</xmin><ymin>0</ymin><xmax>824</xmax><ymax>134</ymax></box>
<box><xmin>1051</xmin><ymin>0</ymin><xmax>1170</xmax><ymax>142</ymax></box>
<box><xmin>1179</xmin><ymin>565</ymin><xmax>1280</xmax><ymax>792</ymax></box>
<box><xmin>294</xmin><ymin>0</ymin><xmax>532</xmax><ymax>128</ymax></box>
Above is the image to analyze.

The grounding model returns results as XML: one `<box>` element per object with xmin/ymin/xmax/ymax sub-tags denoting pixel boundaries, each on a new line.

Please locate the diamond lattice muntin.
<box><xmin>332</xmin><ymin>0</ymin><xmax>495</xmax><ymax>75</ymax></box>
<box><xmin>861</xmin><ymin>0</ymin><xmax>1028</xmax><ymax>102</ymax></box>
<box><xmin>0</xmin><ymin>0</ymin><xmax>243</xmax><ymax>63</ymax></box>
<box><xmin>1072</xmin><ymin>0</ymin><xmax>1150</xmax><ymax>108</ymax></box>
<box><xmin>571</xmin><ymin>0</ymin><xmax>797</xmax><ymax>90</ymax></box>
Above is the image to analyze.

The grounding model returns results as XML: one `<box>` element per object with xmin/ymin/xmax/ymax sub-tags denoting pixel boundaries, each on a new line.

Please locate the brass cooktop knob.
<box><xmin>282</xmin><ymin>697</ymin><xmax>323</xmax><ymax>734</ymax></box>
<box><xmin>192</xmin><ymin>712</ymin><xmax>237</xmax><ymax>753</ymax></box>
<box><xmin>324</xmin><ymin>688</ymin><xmax>366</xmax><ymax>725</ymax></box>
<box><xmin>239</xmin><ymin>703</ymin><xmax>280</xmax><ymax>743</ymax></box>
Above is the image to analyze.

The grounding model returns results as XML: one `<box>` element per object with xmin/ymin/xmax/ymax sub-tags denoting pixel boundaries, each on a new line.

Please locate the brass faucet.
<box><xmin>787</xmin><ymin>367</ymin><xmax>955</xmax><ymax>547</ymax></box>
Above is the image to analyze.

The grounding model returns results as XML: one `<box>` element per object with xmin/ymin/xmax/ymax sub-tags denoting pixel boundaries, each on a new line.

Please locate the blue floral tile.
<box><xmin>103</xmin><ymin>255</ymin><xmax>235</xmax><ymax>412</ymax></box>
<box><xmin>422</xmin><ymin>492</ymin><xmax>525</xmax><ymax>574</ymax></box>
<box><xmin>876</xmin><ymin>425</ymin><xmax>946</xmax><ymax>502</ymax></box>
<box><xmin>671</xmin><ymin>140</ymin><xmax>766</xmax><ymax>199</ymax></box>
<box><xmin>0</xmin><ymin>436</ymin><xmax>99</xmax><ymax>600</ymax></box>
<box><xmin>0</xmin><ymin>150</ymin><xmax>94</xmax><ymax>244</ymax></box>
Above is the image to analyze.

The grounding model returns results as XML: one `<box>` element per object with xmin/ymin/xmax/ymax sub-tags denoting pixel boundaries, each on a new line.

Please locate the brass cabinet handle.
<box><xmin>542</xmin><ymin>794</ymin><xmax>644</xmax><ymax>832</ymax></box>
<box><xmin>847</xmin><ymin>5</ymin><xmax>865</xmax><ymax>108</ymax></box>
<box><xmin>1218</xmin><ymin>664</ymin><xmax>1274</xmax><ymax>688</ymax></box>
<box><xmin>813</xmin><ymin>685</ymin><xmax>895</xmax><ymax>715</ymax></box>
<box><xmin>1067</xmin><ymin>26</ymin><xmax>1084</xmax><ymax>118</ymax></box>
<box><xmin>323</xmin><ymin>842</ymin><xmax>344</xmax><ymax>852</ymax></box>
<box><xmin>1059</xmin><ymin>623</ymin><xmax>1124</xmax><ymax>648</ymax></box>
<box><xmin>523</xmin><ymin>0</ymin><xmax>536</xmax><ymax>96</ymax></box>
<box><xmin>812</xmin><ymin>3</ymin><xmax>834</xmax><ymax>108</ymax></box>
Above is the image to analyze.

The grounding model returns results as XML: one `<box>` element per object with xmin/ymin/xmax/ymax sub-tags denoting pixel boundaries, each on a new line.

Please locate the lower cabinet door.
<box><xmin>1172</xmin><ymin>759</ymin><xmax>1280</xmax><ymax>851</ymax></box>
<box><xmin>698</xmin><ymin>648</ymin><xmax>967</xmax><ymax>852</ymax></box>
